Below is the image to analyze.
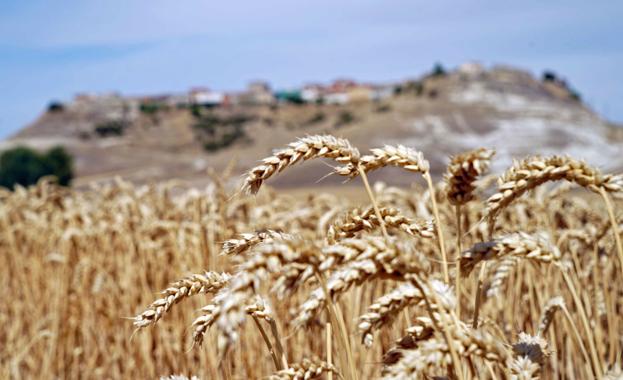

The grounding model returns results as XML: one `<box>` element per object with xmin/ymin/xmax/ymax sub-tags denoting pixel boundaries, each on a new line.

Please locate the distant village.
<box><xmin>66</xmin><ymin>77</ymin><xmax>400</xmax><ymax>117</ymax></box>
<box><xmin>52</xmin><ymin>62</ymin><xmax>581</xmax><ymax>126</ymax></box>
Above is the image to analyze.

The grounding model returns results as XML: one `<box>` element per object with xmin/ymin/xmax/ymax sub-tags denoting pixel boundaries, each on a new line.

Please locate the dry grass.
<box><xmin>1</xmin><ymin>135</ymin><xmax>622</xmax><ymax>379</ymax></box>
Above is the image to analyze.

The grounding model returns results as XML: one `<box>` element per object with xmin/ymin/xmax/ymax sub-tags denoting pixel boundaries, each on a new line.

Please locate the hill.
<box><xmin>3</xmin><ymin>64</ymin><xmax>623</xmax><ymax>188</ymax></box>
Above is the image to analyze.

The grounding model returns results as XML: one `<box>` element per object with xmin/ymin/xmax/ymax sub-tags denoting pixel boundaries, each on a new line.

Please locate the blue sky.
<box><xmin>1</xmin><ymin>0</ymin><xmax>622</xmax><ymax>138</ymax></box>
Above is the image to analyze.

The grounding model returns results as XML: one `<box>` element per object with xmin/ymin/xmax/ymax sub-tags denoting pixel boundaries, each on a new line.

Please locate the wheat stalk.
<box><xmin>267</xmin><ymin>358</ymin><xmax>341</xmax><ymax>380</ymax></box>
<box><xmin>508</xmin><ymin>356</ymin><xmax>541</xmax><ymax>380</ymax></box>
<box><xmin>357</xmin><ymin>282</ymin><xmax>425</xmax><ymax>347</ymax></box>
<box><xmin>460</xmin><ymin>232</ymin><xmax>560</xmax><ymax>277</ymax></box>
<box><xmin>192</xmin><ymin>240</ymin><xmax>318</xmax><ymax>349</ymax></box>
<box><xmin>486</xmin><ymin>155</ymin><xmax>623</xmax><ymax>233</ymax></box>
<box><xmin>537</xmin><ymin>296</ymin><xmax>565</xmax><ymax>336</ymax></box>
<box><xmin>484</xmin><ymin>255</ymin><xmax>521</xmax><ymax>298</ymax></box>
<box><xmin>294</xmin><ymin>256</ymin><xmax>422</xmax><ymax>327</ymax></box>
<box><xmin>335</xmin><ymin>144</ymin><xmax>430</xmax><ymax>177</ymax></box>
<box><xmin>222</xmin><ymin>230</ymin><xmax>293</xmax><ymax>256</ymax></box>
<box><xmin>444</xmin><ymin>147</ymin><xmax>495</xmax><ymax>206</ymax></box>
<box><xmin>242</xmin><ymin>135</ymin><xmax>361</xmax><ymax>194</ymax></box>
<box><xmin>134</xmin><ymin>271</ymin><xmax>231</xmax><ymax>328</ymax></box>
<box><xmin>382</xmin><ymin>317</ymin><xmax>436</xmax><ymax>366</ymax></box>
<box><xmin>512</xmin><ymin>332</ymin><xmax>549</xmax><ymax>365</ymax></box>
<box><xmin>336</xmin><ymin>145</ymin><xmax>449</xmax><ymax>282</ymax></box>
<box><xmin>327</xmin><ymin>206</ymin><xmax>435</xmax><ymax>243</ymax></box>
<box><xmin>381</xmin><ymin>321</ymin><xmax>509</xmax><ymax>379</ymax></box>
<box><xmin>444</xmin><ymin>148</ymin><xmax>495</xmax><ymax>318</ymax></box>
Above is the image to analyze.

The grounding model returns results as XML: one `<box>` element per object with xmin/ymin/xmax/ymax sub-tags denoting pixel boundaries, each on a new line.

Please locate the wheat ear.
<box><xmin>222</xmin><ymin>230</ymin><xmax>292</xmax><ymax>256</ymax></box>
<box><xmin>485</xmin><ymin>256</ymin><xmax>520</xmax><ymax>298</ymax></box>
<box><xmin>485</xmin><ymin>155</ymin><xmax>622</xmax><ymax>234</ymax></box>
<box><xmin>445</xmin><ymin>148</ymin><xmax>495</xmax><ymax>317</ymax></box>
<box><xmin>357</xmin><ymin>282</ymin><xmax>425</xmax><ymax>347</ymax></box>
<box><xmin>267</xmin><ymin>358</ymin><xmax>341</xmax><ymax>380</ymax></box>
<box><xmin>460</xmin><ymin>232</ymin><xmax>560</xmax><ymax>277</ymax></box>
<box><xmin>337</xmin><ymin>145</ymin><xmax>449</xmax><ymax>282</ymax></box>
<box><xmin>242</xmin><ymin>135</ymin><xmax>360</xmax><ymax>194</ymax></box>
<box><xmin>134</xmin><ymin>271</ymin><xmax>231</xmax><ymax>328</ymax></box>
<box><xmin>537</xmin><ymin>296</ymin><xmax>565</xmax><ymax>336</ymax></box>
<box><xmin>327</xmin><ymin>206</ymin><xmax>434</xmax><ymax>243</ymax></box>
<box><xmin>445</xmin><ymin>147</ymin><xmax>495</xmax><ymax>206</ymax></box>
<box><xmin>381</xmin><ymin>321</ymin><xmax>509</xmax><ymax>378</ymax></box>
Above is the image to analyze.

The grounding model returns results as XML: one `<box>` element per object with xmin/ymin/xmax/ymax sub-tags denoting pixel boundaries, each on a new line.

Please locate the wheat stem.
<box><xmin>472</xmin><ymin>262</ymin><xmax>487</xmax><ymax>329</ymax></box>
<box><xmin>560</xmin><ymin>305</ymin><xmax>595</xmax><ymax>379</ymax></box>
<box><xmin>410</xmin><ymin>277</ymin><xmax>465</xmax><ymax>380</ymax></box>
<box><xmin>559</xmin><ymin>266</ymin><xmax>603</xmax><ymax>379</ymax></box>
<box><xmin>326</xmin><ymin>322</ymin><xmax>333</xmax><ymax>380</ymax></box>
<box><xmin>315</xmin><ymin>271</ymin><xmax>358</xmax><ymax>380</ymax></box>
<box><xmin>424</xmin><ymin>171</ymin><xmax>449</xmax><ymax>283</ymax></box>
<box><xmin>455</xmin><ymin>205</ymin><xmax>462</xmax><ymax>318</ymax></box>
<box><xmin>268</xmin><ymin>319</ymin><xmax>288</xmax><ymax>370</ymax></box>
<box><xmin>598</xmin><ymin>187</ymin><xmax>623</xmax><ymax>280</ymax></box>
<box><xmin>357</xmin><ymin>164</ymin><xmax>389</xmax><ymax>242</ymax></box>
<box><xmin>252</xmin><ymin>316</ymin><xmax>283</xmax><ymax>371</ymax></box>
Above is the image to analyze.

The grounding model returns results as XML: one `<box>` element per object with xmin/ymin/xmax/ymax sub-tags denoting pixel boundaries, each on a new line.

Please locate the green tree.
<box><xmin>0</xmin><ymin>146</ymin><xmax>74</xmax><ymax>189</ymax></box>
<box><xmin>431</xmin><ymin>62</ymin><xmax>447</xmax><ymax>77</ymax></box>
<box><xmin>47</xmin><ymin>101</ymin><xmax>65</xmax><ymax>113</ymax></box>
<box><xmin>43</xmin><ymin>147</ymin><xmax>74</xmax><ymax>186</ymax></box>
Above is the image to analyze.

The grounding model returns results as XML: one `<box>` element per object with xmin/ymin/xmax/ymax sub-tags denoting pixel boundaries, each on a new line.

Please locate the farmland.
<box><xmin>1</xmin><ymin>136</ymin><xmax>622</xmax><ymax>379</ymax></box>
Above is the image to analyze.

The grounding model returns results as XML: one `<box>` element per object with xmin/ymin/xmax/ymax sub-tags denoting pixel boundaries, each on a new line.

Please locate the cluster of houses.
<box><xmin>70</xmin><ymin>79</ymin><xmax>398</xmax><ymax>114</ymax></box>
<box><xmin>184</xmin><ymin>79</ymin><xmax>396</xmax><ymax>107</ymax></box>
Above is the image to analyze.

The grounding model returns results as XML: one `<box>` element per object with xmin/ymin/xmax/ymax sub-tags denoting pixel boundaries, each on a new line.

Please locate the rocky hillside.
<box><xmin>4</xmin><ymin>65</ymin><xmax>623</xmax><ymax>188</ymax></box>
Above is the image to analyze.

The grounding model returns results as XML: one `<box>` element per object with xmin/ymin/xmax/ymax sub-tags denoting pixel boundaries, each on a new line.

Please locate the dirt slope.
<box><xmin>4</xmin><ymin>65</ymin><xmax>622</xmax><ymax>188</ymax></box>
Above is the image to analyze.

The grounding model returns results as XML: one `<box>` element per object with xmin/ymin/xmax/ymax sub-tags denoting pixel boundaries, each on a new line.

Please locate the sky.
<box><xmin>1</xmin><ymin>0</ymin><xmax>622</xmax><ymax>138</ymax></box>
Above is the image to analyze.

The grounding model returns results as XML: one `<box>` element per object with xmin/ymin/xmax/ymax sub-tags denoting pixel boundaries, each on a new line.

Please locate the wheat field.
<box><xmin>1</xmin><ymin>135</ymin><xmax>623</xmax><ymax>379</ymax></box>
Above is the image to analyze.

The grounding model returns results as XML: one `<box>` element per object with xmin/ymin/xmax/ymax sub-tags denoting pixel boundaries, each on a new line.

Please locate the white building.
<box><xmin>370</xmin><ymin>85</ymin><xmax>395</xmax><ymax>101</ymax></box>
<box><xmin>190</xmin><ymin>88</ymin><xmax>225</xmax><ymax>106</ymax></box>
<box><xmin>324</xmin><ymin>91</ymin><xmax>349</xmax><ymax>105</ymax></box>
<box><xmin>458</xmin><ymin>62</ymin><xmax>486</xmax><ymax>80</ymax></box>
<box><xmin>301</xmin><ymin>84</ymin><xmax>324</xmax><ymax>103</ymax></box>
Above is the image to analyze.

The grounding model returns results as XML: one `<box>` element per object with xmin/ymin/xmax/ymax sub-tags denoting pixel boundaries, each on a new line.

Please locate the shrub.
<box><xmin>94</xmin><ymin>120</ymin><xmax>127</xmax><ymax>137</ymax></box>
<box><xmin>375</xmin><ymin>104</ymin><xmax>392</xmax><ymax>113</ymax></box>
<box><xmin>193</xmin><ymin>115</ymin><xmax>220</xmax><ymax>135</ymax></box>
<box><xmin>262</xmin><ymin>117</ymin><xmax>274</xmax><ymax>126</ymax></box>
<box><xmin>401</xmin><ymin>81</ymin><xmax>424</xmax><ymax>96</ymax></box>
<box><xmin>202</xmin><ymin>126</ymin><xmax>246</xmax><ymax>152</ymax></box>
<box><xmin>431</xmin><ymin>62</ymin><xmax>447</xmax><ymax>77</ymax></box>
<box><xmin>541</xmin><ymin>71</ymin><xmax>582</xmax><ymax>102</ymax></box>
<box><xmin>193</xmin><ymin>113</ymin><xmax>251</xmax><ymax>152</ymax></box>
<box><xmin>139</xmin><ymin>102</ymin><xmax>165</xmax><ymax>115</ymax></box>
<box><xmin>41</xmin><ymin>147</ymin><xmax>73</xmax><ymax>186</ymax></box>
<box><xmin>306</xmin><ymin>112</ymin><xmax>326</xmax><ymax>125</ymax></box>
<box><xmin>47</xmin><ymin>101</ymin><xmax>65</xmax><ymax>113</ymax></box>
<box><xmin>335</xmin><ymin>110</ymin><xmax>355</xmax><ymax>128</ymax></box>
<box><xmin>190</xmin><ymin>104</ymin><xmax>203</xmax><ymax>118</ymax></box>
<box><xmin>0</xmin><ymin>146</ymin><xmax>74</xmax><ymax>189</ymax></box>
<box><xmin>542</xmin><ymin>70</ymin><xmax>557</xmax><ymax>82</ymax></box>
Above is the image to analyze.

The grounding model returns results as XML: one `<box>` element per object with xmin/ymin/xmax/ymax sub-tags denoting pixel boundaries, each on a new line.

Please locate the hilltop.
<box><xmin>4</xmin><ymin>63</ymin><xmax>623</xmax><ymax>187</ymax></box>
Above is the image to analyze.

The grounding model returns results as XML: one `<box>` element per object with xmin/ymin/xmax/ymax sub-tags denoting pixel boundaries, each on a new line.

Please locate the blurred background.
<box><xmin>1</xmin><ymin>0</ymin><xmax>622</xmax><ymax>188</ymax></box>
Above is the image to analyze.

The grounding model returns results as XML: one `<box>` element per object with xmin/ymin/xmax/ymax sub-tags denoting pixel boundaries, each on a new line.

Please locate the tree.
<box><xmin>431</xmin><ymin>62</ymin><xmax>447</xmax><ymax>77</ymax></box>
<box><xmin>47</xmin><ymin>101</ymin><xmax>65</xmax><ymax>113</ymax></box>
<box><xmin>0</xmin><ymin>146</ymin><xmax>74</xmax><ymax>189</ymax></box>
<box><xmin>43</xmin><ymin>147</ymin><xmax>73</xmax><ymax>186</ymax></box>
<box><xmin>542</xmin><ymin>70</ymin><xmax>557</xmax><ymax>82</ymax></box>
